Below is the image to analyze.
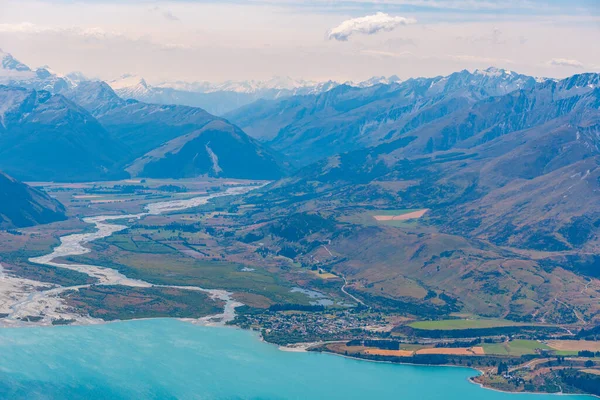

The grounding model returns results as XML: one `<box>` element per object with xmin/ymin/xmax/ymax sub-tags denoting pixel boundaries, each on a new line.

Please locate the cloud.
<box><xmin>0</xmin><ymin>22</ymin><xmax>190</xmax><ymax>51</ymax></box>
<box><xmin>150</xmin><ymin>6</ymin><xmax>180</xmax><ymax>22</ymax></box>
<box><xmin>0</xmin><ymin>22</ymin><xmax>114</xmax><ymax>39</ymax></box>
<box><xmin>548</xmin><ymin>58</ymin><xmax>584</xmax><ymax>68</ymax></box>
<box><xmin>327</xmin><ymin>12</ymin><xmax>416</xmax><ymax>41</ymax></box>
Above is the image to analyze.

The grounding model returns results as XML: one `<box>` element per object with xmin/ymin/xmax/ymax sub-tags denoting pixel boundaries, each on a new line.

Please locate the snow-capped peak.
<box><xmin>65</xmin><ymin>71</ymin><xmax>90</xmax><ymax>85</ymax></box>
<box><xmin>109</xmin><ymin>74</ymin><xmax>149</xmax><ymax>90</ymax></box>
<box><xmin>35</xmin><ymin>65</ymin><xmax>65</xmax><ymax>80</ymax></box>
<box><xmin>344</xmin><ymin>75</ymin><xmax>402</xmax><ymax>88</ymax></box>
<box><xmin>153</xmin><ymin>77</ymin><xmax>333</xmax><ymax>94</ymax></box>
<box><xmin>0</xmin><ymin>49</ymin><xmax>31</xmax><ymax>72</ymax></box>
<box><xmin>474</xmin><ymin>66</ymin><xmax>514</xmax><ymax>77</ymax></box>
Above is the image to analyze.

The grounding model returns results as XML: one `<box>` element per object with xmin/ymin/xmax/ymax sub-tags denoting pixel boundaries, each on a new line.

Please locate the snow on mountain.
<box><xmin>346</xmin><ymin>75</ymin><xmax>402</xmax><ymax>88</ymax></box>
<box><xmin>109</xmin><ymin>74</ymin><xmax>152</xmax><ymax>98</ymax></box>
<box><xmin>0</xmin><ymin>49</ymin><xmax>35</xmax><ymax>81</ymax></box>
<box><xmin>0</xmin><ymin>49</ymin><xmax>72</xmax><ymax>92</ymax></box>
<box><xmin>104</xmin><ymin>74</ymin><xmax>411</xmax><ymax>114</ymax></box>
<box><xmin>65</xmin><ymin>71</ymin><xmax>91</xmax><ymax>85</ymax></box>
<box><xmin>154</xmin><ymin>76</ymin><xmax>328</xmax><ymax>94</ymax></box>
<box><xmin>154</xmin><ymin>75</ymin><xmax>402</xmax><ymax>95</ymax></box>
<box><xmin>1</xmin><ymin>49</ymin><xmax>31</xmax><ymax>72</ymax></box>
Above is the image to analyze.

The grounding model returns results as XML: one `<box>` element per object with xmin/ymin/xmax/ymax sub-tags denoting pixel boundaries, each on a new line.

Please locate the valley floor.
<box><xmin>0</xmin><ymin>178</ymin><xmax>599</xmax><ymax>397</ymax></box>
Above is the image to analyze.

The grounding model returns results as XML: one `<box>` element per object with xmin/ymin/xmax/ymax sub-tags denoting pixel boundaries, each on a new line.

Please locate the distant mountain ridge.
<box><xmin>0</xmin><ymin>171</ymin><xmax>66</xmax><ymax>229</ymax></box>
<box><xmin>107</xmin><ymin>74</ymin><xmax>403</xmax><ymax>115</ymax></box>
<box><xmin>226</xmin><ymin>67</ymin><xmax>541</xmax><ymax>165</ymax></box>
<box><xmin>0</xmin><ymin>49</ymin><xmax>73</xmax><ymax>92</ymax></box>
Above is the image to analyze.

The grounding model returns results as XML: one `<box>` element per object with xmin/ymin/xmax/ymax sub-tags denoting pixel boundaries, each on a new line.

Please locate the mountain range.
<box><xmin>108</xmin><ymin>74</ymin><xmax>401</xmax><ymax>115</ymax></box>
<box><xmin>226</xmin><ymin>67</ymin><xmax>542</xmax><ymax>165</ymax></box>
<box><xmin>232</xmin><ymin>70</ymin><xmax>600</xmax><ymax>321</ymax></box>
<box><xmin>0</xmin><ymin>49</ymin><xmax>72</xmax><ymax>92</ymax></box>
<box><xmin>0</xmin><ymin>51</ymin><xmax>287</xmax><ymax>182</ymax></box>
<box><xmin>2</xmin><ymin>48</ymin><xmax>600</xmax><ymax>311</ymax></box>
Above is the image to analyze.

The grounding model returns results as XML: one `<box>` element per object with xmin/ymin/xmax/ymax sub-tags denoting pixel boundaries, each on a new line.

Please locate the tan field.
<box><xmin>582</xmin><ymin>369</ymin><xmax>600</xmax><ymax>376</ymax></box>
<box><xmin>373</xmin><ymin>209</ymin><xmax>429</xmax><ymax>221</ymax></box>
<box><xmin>546</xmin><ymin>340</ymin><xmax>600</xmax><ymax>352</ymax></box>
<box><xmin>364</xmin><ymin>349</ymin><xmax>415</xmax><ymax>357</ymax></box>
<box><xmin>416</xmin><ymin>347</ymin><xmax>485</xmax><ymax>355</ymax></box>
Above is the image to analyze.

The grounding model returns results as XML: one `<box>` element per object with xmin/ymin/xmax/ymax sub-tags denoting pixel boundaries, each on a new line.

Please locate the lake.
<box><xmin>0</xmin><ymin>319</ymin><xmax>593</xmax><ymax>400</ymax></box>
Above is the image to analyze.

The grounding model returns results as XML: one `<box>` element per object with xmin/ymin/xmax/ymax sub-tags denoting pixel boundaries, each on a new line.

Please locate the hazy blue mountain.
<box><xmin>63</xmin><ymin>81</ymin><xmax>289</xmax><ymax>179</ymax></box>
<box><xmin>127</xmin><ymin>120</ymin><xmax>288</xmax><ymax>180</ymax></box>
<box><xmin>226</xmin><ymin>67</ymin><xmax>539</xmax><ymax>166</ymax></box>
<box><xmin>107</xmin><ymin>74</ymin><xmax>340</xmax><ymax>115</ymax></box>
<box><xmin>0</xmin><ymin>171</ymin><xmax>66</xmax><ymax>229</ymax></box>
<box><xmin>0</xmin><ymin>86</ymin><xmax>128</xmax><ymax>181</ymax></box>
<box><xmin>108</xmin><ymin>74</ymin><xmax>401</xmax><ymax>116</ymax></box>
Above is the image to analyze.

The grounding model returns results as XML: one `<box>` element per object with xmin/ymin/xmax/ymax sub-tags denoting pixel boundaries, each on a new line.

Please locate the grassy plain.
<box><xmin>64</xmin><ymin>232</ymin><xmax>312</xmax><ymax>307</ymax></box>
<box><xmin>482</xmin><ymin>340</ymin><xmax>551</xmax><ymax>356</ymax></box>
<box><xmin>62</xmin><ymin>285</ymin><xmax>223</xmax><ymax>320</ymax></box>
<box><xmin>409</xmin><ymin>318</ymin><xmax>526</xmax><ymax>330</ymax></box>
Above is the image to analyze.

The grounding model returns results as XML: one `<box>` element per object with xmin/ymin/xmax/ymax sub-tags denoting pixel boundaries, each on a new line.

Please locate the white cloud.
<box><xmin>548</xmin><ymin>58</ymin><xmax>584</xmax><ymax>68</ymax></box>
<box><xmin>327</xmin><ymin>12</ymin><xmax>416</xmax><ymax>41</ymax></box>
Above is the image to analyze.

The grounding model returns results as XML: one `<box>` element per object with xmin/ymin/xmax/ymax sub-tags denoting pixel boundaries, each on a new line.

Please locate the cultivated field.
<box><xmin>364</xmin><ymin>349</ymin><xmax>414</xmax><ymax>357</ymax></box>
<box><xmin>409</xmin><ymin>318</ymin><xmax>526</xmax><ymax>330</ymax></box>
<box><xmin>373</xmin><ymin>209</ymin><xmax>429</xmax><ymax>221</ymax></box>
<box><xmin>582</xmin><ymin>369</ymin><xmax>600</xmax><ymax>376</ymax></box>
<box><xmin>416</xmin><ymin>347</ymin><xmax>485</xmax><ymax>355</ymax></box>
<box><xmin>483</xmin><ymin>340</ymin><xmax>551</xmax><ymax>356</ymax></box>
<box><xmin>339</xmin><ymin>209</ymin><xmax>429</xmax><ymax>227</ymax></box>
<box><xmin>546</xmin><ymin>340</ymin><xmax>600</xmax><ymax>352</ymax></box>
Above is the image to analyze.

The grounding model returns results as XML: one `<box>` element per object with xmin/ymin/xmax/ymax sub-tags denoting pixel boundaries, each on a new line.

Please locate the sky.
<box><xmin>0</xmin><ymin>0</ymin><xmax>599</xmax><ymax>83</ymax></box>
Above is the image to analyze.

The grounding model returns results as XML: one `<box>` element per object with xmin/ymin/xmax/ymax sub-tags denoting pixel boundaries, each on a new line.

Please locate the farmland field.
<box><xmin>482</xmin><ymin>340</ymin><xmax>551</xmax><ymax>356</ymax></box>
<box><xmin>339</xmin><ymin>209</ymin><xmax>427</xmax><ymax>227</ymax></box>
<box><xmin>409</xmin><ymin>318</ymin><xmax>526</xmax><ymax>330</ymax></box>
<box><xmin>546</xmin><ymin>340</ymin><xmax>600</xmax><ymax>352</ymax></box>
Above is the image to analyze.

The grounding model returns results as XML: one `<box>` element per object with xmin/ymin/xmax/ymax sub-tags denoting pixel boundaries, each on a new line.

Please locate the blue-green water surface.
<box><xmin>0</xmin><ymin>319</ymin><xmax>592</xmax><ymax>400</ymax></box>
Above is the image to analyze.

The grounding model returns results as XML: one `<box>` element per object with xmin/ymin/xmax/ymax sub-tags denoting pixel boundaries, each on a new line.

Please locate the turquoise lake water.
<box><xmin>0</xmin><ymin>319</ymin><xmax>593</xmax><ymax>400</ymax></box>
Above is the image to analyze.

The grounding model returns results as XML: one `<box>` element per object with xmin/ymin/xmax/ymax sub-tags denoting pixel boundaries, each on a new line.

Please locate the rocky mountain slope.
<box><xmin>235</xmin><ymin>72</ymin><xmax>600</xmax><ymax>323</ymax></box>
<box><xmin>0</xmin><ymin>171</ymin><xmax>66</xmax><ymax>229</ymax></box>
<box><xmin>0</xmin><ymin>50</ymin><xmax>289</xmax><ymax>181</ymax></box>
<box><xmin>0</xmin><ymin>86</ymin><xmax>128</xmax><ymax>181</ymax></box>
<box><xmin>63</xmin><ymin>81</ymin><xmax>288</xmax><ymax>180</ymax></box>
<box><xmin>226</xmin><ymin>67</ymin><xmax>539</xmax><ymax>165</ymax></box>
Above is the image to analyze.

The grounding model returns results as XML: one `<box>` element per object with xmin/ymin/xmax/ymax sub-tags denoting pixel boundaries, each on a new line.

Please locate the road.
<box><xmin>341</xmin><ymin>275</ymin><xmax>366</xmax><ymax>306</ymax></box>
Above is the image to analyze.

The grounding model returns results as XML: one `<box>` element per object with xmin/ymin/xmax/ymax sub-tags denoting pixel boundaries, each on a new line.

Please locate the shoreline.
<box><xmin>288</xmin><ymin>345</ymin><xmax>599</xmax><ymax>399</ymax></box>
<box><xmin>0</xmin><ymin>311</ymin><xmax>598</xmax><ymax>399</ymax></box>
<box><xmin>468</xmin><ymin>376</ymin><xmax>600</xmax><ymax>399</ymax></box>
